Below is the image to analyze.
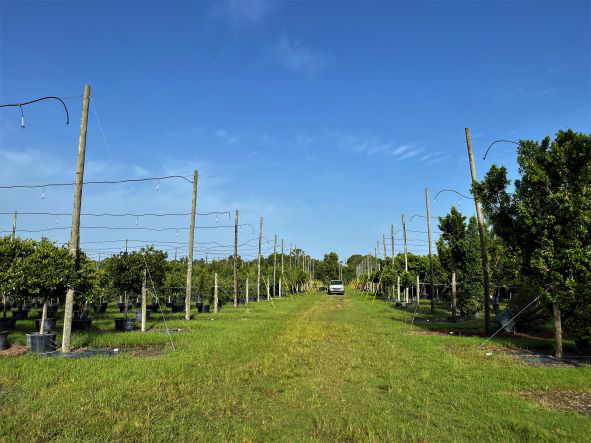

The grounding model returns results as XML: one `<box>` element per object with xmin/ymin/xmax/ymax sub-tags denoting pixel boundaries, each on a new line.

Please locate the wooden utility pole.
<box><xmin>425</xmin><ymin>188</ymin><xmax>435</xmax><ymax>313</ymax></box>
<box><xmin>141</xmin><ymin>269</ymin><xmax>147</xmax><ymax>332</ymax></box>
<box><xmin>402</xmin><ymin>212</ymin><xmax>409</xmax><ymax>302</ymax></box>
<box><xmin>451</xmin><ymin>271</ymin><xmax>457</xmax><ymax>321</ymax></box>
<box><xmin>465</xmin><ymin>128</ymin><xmax>491</xmax><ymax>334</ymax></box>
<box><xmin>391</xmin><ymin>224</ymin><xmax>395</xmax><ymax>266</ymax></box>
<box><xmin>185</xmin><ymin>170</ymin><xmax>198</xmax><ymax>321</ymax></box>
<box><xmin>11</xmin><ymin>210</ymin><xmax>16</xmax><ymax>240</ymax></box>
<box><xmin>62</xmin><ymin>84</ymin><xmax>90</xmax><ymax>353</ymax></box>
<box><xmin>281</xmin><ymin>239</ymin><xmax>284</xmax><ymax>276</ymax></box>
<box><xmin>233</xmin><ymin>209</ymin><xmax>238</xmax><ymax>307</ymax></box>
<box><xmin>273</xmin><ymin>235</ymin><xmax>277</xmax><ymax>297</ymax></box>
<box><xmin>213</xmin><ymin>273</ymin><xmax>218</xmax><ymax>313</ymax></box>
<box><xmin>257</xmin><ymin>217</ymin><xmax>262</xmax><ymax>302</ymax></box>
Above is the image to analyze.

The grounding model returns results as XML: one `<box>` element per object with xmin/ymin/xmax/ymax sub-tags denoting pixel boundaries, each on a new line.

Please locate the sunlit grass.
<box><xmin>0</xmin><ymin>291</ymin><xmax>589</xmax><ymax>442</ymax></box>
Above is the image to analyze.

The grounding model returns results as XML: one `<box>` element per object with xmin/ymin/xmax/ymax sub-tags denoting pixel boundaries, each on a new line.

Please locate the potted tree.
<box><xmin>0</xmin><ymin>236</ymin><xmax>35</xmax><ymax>331</ymax></box>
<box><xmin>13</xmin><ymin>238</ymin><xmax>76</xmax><ymax>352</ymax></box>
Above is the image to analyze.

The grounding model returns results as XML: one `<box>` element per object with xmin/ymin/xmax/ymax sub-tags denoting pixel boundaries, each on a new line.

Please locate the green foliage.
<box><xmin>474</xmin><ymin>129</ymin><xmax>591</xmax><ymax>338</ymax></box>
<box><xmin>437</xmin><ymin>208</ymin><xmax>483</xmax><ymax>315</ymax></box>
<box><xmin>507</xmin><ymin>278</ymin><xmax>552</xmax><ymax>332</ymax></box>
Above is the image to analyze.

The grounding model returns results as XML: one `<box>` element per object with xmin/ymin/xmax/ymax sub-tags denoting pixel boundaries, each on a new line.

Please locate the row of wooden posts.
<box><xmin>48</xmin><ymin>84</ymin><xmax>315</xmax><ymax>351</ymax></box>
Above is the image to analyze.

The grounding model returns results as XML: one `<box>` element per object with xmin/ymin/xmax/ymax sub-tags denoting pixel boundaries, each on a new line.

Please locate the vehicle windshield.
<box><xmin>330</xmin><ymin>280</ymin><xmax>343</xmax><ymax>285</ymax></box>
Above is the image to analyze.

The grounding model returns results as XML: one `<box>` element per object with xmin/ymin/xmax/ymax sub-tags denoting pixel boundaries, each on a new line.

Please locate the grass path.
<box><xmin>1</xmin><ymin>291</ymin><xmax>590</xmax><ymax>442</ymax></box>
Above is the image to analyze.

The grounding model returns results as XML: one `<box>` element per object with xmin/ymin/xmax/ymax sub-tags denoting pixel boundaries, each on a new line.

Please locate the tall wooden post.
<box><xmin>416</xmin><ymin>274</ymin><xmax>420</xmax><ymax>307</ymax></box>
<box><xmin>390</xmin><ymin>224</ymin><xmax>395</xmax><ymax>265</ymax></box>
<box><xmin>257</xmin><ymin>217</ymin><xmax>262</xmax><ymax>302</ymax></box>
<box><xmin>451</xmin><ymin>271</ymin><xmax>457</xmax><ymax>321</ymax></box>
<box><xmin>281</xmin><ymin>239</ymin><xmax>284</xmax><ymax>276</ymax></box>
<box><xmin>185</xmin><ymin>170</ymin><xmax>198</xmax><ymax>321</ymax></box>
<box><xmin>402</xmin><ymin>212</ymin><xmax>409</xmax><ymax>303</ymax></box>
<box><xmin>465</xmin><ymin>128</ymin><xmax>491</xmax><ymax>334</ymax></box>
<box><xmin>425</xmin><ymin>188</ymin><xmax>435</xmax><ymax>313</ymax></box>
<box><xmin>62</xmin><ymin>84</ymin><xmax>90</xmax><ymax>353</ymax></box>
<box><xmin>214</xmin><ymin>273</ymin><xmax>218</xmax><ymax>313</ymax></box>
<box><xmin>273</xmin><ymin>235</ymin><xmax>277</xmax><ymax>296</ymax></box>
<box><xmin>397</xmin><ymin>275</ymin><xmax>401</xmax><ymax>302</ymax></box>
<box><xmin>141</xmin><ymin>269</ymin><xmax>147</xmax><ymax>332</ymax></box>
<box><xmin>383</xmin><ymin>234</ymin><xmax>387</xmax><ymax>260</ymax></box>
<box><xmin>233</xmin><ymin>209</ymin><xmax>238</xmax><ymax>307</ymax></box>
<box><xmin>11</xmin><ymin>210</ymin><xmax>16</xmax><ymax>240</ymax></box>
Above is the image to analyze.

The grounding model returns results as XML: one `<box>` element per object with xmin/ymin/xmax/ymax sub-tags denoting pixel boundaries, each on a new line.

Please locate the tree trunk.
<box><xmin>451</xmin><ymin>272</ymin><xmax>457</xmax><ymax>321</ymax></box>
<box><xmin>553</xmin><ymin>302</ymin><xmax>563</xmax><ymax>358</ymax></box>
<box><xmin>39</xmin><ymin>300</ymin><xmax>48</xmax><ymax>335</ymax></box>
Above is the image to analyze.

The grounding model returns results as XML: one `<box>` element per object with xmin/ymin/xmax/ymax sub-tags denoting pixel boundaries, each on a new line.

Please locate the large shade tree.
<box><xmin>474</xmin><ymin>130</ymin><xmax>591</xmax><ymax>356</ymax></box>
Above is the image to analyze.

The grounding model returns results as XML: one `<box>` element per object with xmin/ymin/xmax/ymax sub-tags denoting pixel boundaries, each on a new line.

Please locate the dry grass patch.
<box><xmin>520</xmin><ymin>390</ymin><xmax>591</xmax><ymax>416</ymax></box>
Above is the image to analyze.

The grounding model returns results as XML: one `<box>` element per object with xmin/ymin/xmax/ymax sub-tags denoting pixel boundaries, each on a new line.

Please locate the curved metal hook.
<box><xmin>483</xmin><ymin>139</ymin><xmax>519</xmax><ymax>160</ymax></box>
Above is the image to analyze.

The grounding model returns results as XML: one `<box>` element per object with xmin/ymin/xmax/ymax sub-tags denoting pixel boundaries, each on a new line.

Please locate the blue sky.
<box><xmin>0</xmin><ymin>0</ymin><xmax>589</xmax><ymax>262</ymax></box>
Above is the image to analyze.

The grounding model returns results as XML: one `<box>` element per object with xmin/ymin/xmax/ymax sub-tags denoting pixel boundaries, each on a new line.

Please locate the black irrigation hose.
<box><xmin>0</xmin><ymin>96</ymin><xmax>70</xmax><ymax>125</ymax></box>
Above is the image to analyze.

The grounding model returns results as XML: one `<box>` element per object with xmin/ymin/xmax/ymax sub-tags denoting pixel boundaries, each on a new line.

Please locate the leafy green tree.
<box><xmin>437</xmin><ymin>207</ymin><xmax>483</xmax><ymax>316</ymax></box>
<box><xmin>474</xmin><ymin>130</ymin><xmax>591</xmax><ymax>354</ymax></box>
<box><xmin>0</xmin><ymin>236</ymin><xmax>35</xmax><ymax>316</ymax></box>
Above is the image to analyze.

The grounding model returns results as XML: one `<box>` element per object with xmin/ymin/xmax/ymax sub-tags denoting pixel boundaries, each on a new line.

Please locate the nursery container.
<box><xmin>26</xmin><ymin>332</ymin><xmax>57</xmax><ymax>353</ymax></box>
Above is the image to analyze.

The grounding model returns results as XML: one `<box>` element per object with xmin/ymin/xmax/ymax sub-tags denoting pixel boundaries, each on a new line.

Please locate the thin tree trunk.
<box><xmin>553</xmin><ymin>302</ymin><xmax>563</xmax><ymax>358</ymax></box>
<box><xmin>39</xmin><ymin>300</ymin><xmax>48</xmax><ymax>335</ymax></box>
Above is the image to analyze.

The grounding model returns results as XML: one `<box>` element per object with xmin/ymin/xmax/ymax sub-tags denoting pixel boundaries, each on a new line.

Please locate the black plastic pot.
<box><xmin>0</xmin><ymin>318</ymin><xmax>16</xmax><ymax>330</ymax></box>
<box><xmin>12</xmin><ymin>309</ymin><xmax>29</xmax><ymax>320</ymax></box>
<box><xmin>114</xmin><ymin>318</ymin><xmax>136</xmax><ymax>332</ymax></box>
<box><xmin>94</xmin><ymin>304</ymin><xmax>108</xmax><ymax>314</ymax></box>
<box><xmin>196</xmin><ymin>302</ymin><xmax>204</xmax><ymax>313</ymax></box>
<box><xmin>0</xmin><ymin>331</ymin><xmax>8</xmax><ymax>349</ymax></box>
<box><xmin>35</xmin><ymin>318</ymin><xmax>57</xmax><ymax>334</ymax></box>
<box><xmin>202</xmin><ymin>305</ymin><xmax>210</xmax><ymax>313</ymax></box>
<box><xmin>72</xmin><ymin>318</ymin><xmax>92</xmax><ymax>332</ymax></box>
<box><xmin>237</xmin><ymin>298</ymin><xmax>245</xmax><ymax>305</ymax></box>
<box><xmin>135</xmin><ymin>310</ymin><xmax>151</xmax><ymax>321</ymax></box>
<box><xmin>148</xmin><ymin>303</ymin><xmax>160</xmax><ymax>312</ymax></box>
<box><xmin>26</xmin><ymin>332</ymin><xmax>57</xmax><ymax>353</ymax></box>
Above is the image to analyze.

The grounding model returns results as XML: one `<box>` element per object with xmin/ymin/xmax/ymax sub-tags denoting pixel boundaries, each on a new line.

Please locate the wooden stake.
<box><xmin>553</xmin><ymin>301</ymin><xmax>563</xmax><ymax>358</ymax></box>
<box><xmin>465</xmin><ymin>128</ymin><xmax>491</xmax><ymax>334</ymax></box>
<box><xmin>185</xmin><ymin>170</ymin><xmax>198</xmax><ymax>321</ymax></box>
<box><xmin>425</xmin><ymin>188</ymin><xmax>435</xmax><ymax>313</ymax></box>
<box><xmin>257</xmin><ymin>217</ymin><xmax>262</xmax><ymax>302</ymax></box>
<box><xmin>214</xmin><ymin>273</ymin><xmax>218</xmax><ymax>313</ymax></box>
<box><xmin>62</xmin><ymin>84</ymin><xmax>90</xmax><ymax>353</ymax></box>
<box><xmin>141</xmin><ymin>269</ymin><xmax>147</xmax><ymax>332</ymax></box>
<box><xmin>273</xmin><ymin>235</ymin><xmax>277</xmax><ymax>297</ymax></box>
<box><xmin>246</xmin><ymin>277</ymin><xmax>249</xmax><ymax>304</ymax></box>
<box><xmin>233</xmin><ymin>209</ymin><xmax>238</xmax><ymax>308</ymax></box>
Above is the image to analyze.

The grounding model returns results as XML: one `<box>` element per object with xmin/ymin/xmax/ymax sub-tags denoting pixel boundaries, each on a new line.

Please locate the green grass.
<box><xmin>1</xmin><ymin>291</ymin><xmax>590</xmax><ymax>442</ymax></box>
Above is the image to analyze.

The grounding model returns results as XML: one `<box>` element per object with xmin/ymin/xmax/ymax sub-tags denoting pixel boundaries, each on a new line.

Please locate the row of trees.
<box><xmin>0</xmin><ymin>236</ymin><xmax>314</xmax><ymax>316</ymax></box>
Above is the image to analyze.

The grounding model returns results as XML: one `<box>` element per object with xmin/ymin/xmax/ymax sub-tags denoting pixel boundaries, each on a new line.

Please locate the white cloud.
<box><xmin>273</xmin><ymin>34</ymin><xmax>330</xmax><ymax>78</ymax></box>
<box><xmin>214</xmin><ymin>128</ymin><xmax>246</xmax><ymax>146</ymax></box>
<box><xmin>208</xmin><ymin>0</ymin><xmax>274</xmax><ymax>25</ymax></box>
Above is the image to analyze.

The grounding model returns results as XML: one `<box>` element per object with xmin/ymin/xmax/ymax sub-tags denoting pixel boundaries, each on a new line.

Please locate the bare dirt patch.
<box><xmin>520</xmin><ymin>390</ymin><xmax>591</xmax><ymax>416</ymax></box>
<box><xmin>126</xmin><ymin>345</ymin><xmax>166</xmax><ymax>357</ymax></box>
<box><xmin>0</xmin><ymin>344</ymin><xmax>27</xmax><ymax>357</ymax></box>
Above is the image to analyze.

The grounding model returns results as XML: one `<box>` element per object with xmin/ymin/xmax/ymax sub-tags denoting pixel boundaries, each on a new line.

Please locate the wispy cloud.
<box><xmin>273</xmin><ymin>34</ymin><xmax>330</xmax><ymax>79</ymax></box>
<box><xmin>208</xmin><ymin>0</ymin><xmax>275</xmax><ymax>25</ymax></box>
<box><xmin>214</xmin><ymin>129</ymin><xmax>246</xmax><ymax>146</ymax></box>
